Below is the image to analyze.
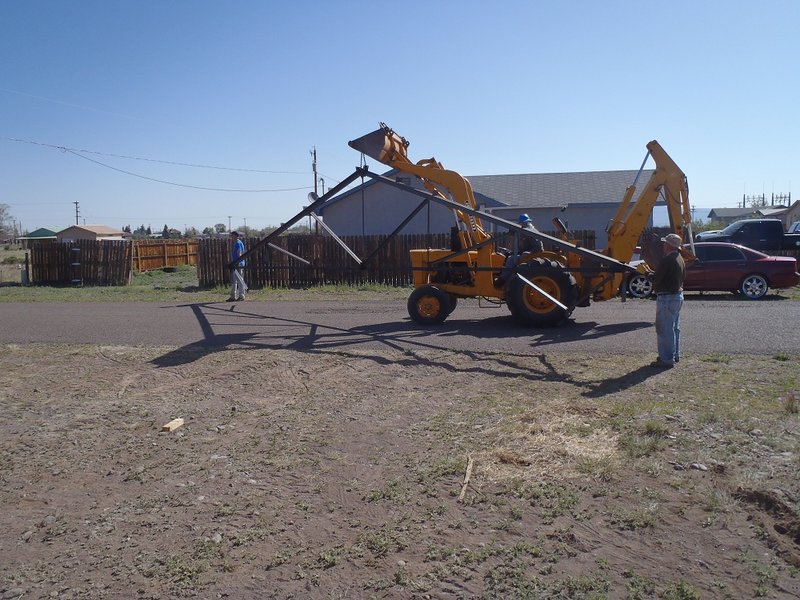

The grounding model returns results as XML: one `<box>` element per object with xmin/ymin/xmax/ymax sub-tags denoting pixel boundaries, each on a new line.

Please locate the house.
<box><xmin>16</xmin><ymin>227</ymin><xmax>57</xmax><ymax>249</ymax></box>
<box><xmin>755</xmin><ymin>200</ymin><xmax>800</xmax><ymax>229</ymax></box>
<box><xmin>781</xmin><ymin>201</ymin><xmax>800</xmax><ymax>228</ymax></box>
<box><xmin>705</xmin><ymin>207</ymin><xmax>758</xmax><ymax>224</ymax></box>
<box><xmin>56</xmin><ymin>225</ymin><xmax>126</xmax><ymax>243</ymax></box>
<box><xmin>316</xmin><ymin>168</ymin><xmax>658</xmax><ymax>249</ymax></box>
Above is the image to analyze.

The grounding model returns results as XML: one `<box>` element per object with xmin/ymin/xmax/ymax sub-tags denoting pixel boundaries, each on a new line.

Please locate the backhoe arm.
<box><xmin>605</xmin><ymin>140</ymin><xmax>694</xmax><ymax>263</ymax></box>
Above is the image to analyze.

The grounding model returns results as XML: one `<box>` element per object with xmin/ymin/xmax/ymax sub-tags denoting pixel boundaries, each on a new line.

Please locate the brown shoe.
<box><xmin>649</xmin><ymin>359</ymin><xmax>674</xmax><ymax>369</ymax></box>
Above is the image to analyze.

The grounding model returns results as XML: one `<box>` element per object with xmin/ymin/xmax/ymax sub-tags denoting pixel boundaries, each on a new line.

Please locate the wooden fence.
<box><xmin>132</xmin><ymin>240</ymin><xmax>199</xmax><ymax>271</ymax></box>
<box><xmin>198</xmin><ymin>230</ymin><xmax>598</xmax><ymax>288</ymax></box>
<box><xmin>30</xmin><ymin>240</ymin><xmax>132</xmax><ymax>285</ymax></box>
<box><xmin>38</xmin><ymin>228</ymin><xmax>800</xmax><ymax>289</ymax></box>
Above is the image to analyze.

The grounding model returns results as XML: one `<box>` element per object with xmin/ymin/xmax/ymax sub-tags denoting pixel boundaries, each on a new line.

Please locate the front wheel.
<box><xmin>506</xmin><ymin>259</ymin><xmax>578</xmax><ymax>327</ymax></box>
<box><xmin>740</xmin><ymin>274</ymin><xmax>768</xmax><ymax>299</ymax></box>
<box><xmin>407</xmin><ymin>285</ymin><xmax>451</xmax><ymax>325</ymax></box>
<box><xmin>627</xmin><ymin>273</ymin><xmax>654</xmax><ymax>298</ymax></box>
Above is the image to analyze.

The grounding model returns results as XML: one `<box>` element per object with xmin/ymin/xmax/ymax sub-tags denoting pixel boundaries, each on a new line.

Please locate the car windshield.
<box><xmin>719</xmin><ymin>221</ymin><xmax>746</xmax><ymax>235</ymax></box>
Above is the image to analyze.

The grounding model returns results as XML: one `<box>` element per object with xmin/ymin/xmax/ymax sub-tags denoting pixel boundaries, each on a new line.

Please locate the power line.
<box><xmin>65</xmin><ymin>149</ymin><xmax>312</xmax><ymax>193</ymax></box>
<box><xmin>0</xmin><ymin>135</ymin><xmax>311</xmax><ymax>174</ymax></box>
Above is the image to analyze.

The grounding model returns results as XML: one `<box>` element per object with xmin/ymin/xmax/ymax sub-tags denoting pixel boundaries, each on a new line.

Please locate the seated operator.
<box><xmin>495</xmin><ymin>214</ymin><xmax>544</xmax><ymax>288</ymax></box>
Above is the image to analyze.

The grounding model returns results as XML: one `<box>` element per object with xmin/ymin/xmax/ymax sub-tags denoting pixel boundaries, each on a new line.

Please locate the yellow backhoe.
<box><xmin>348</xmin><ymin>123</ymin><xmax>695</xmax><ymax>327</ymax></box>
<box><xmin>235</xmin><ymin>123</ymin><xmax>694</xmax><ymax>327</ymax></box>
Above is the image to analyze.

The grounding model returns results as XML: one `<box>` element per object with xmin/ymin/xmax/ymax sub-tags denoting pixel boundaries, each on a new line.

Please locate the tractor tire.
<box><xmin>506</xmin><ymin>259</ymin><xmax>578</xmax><ymax>327</ymax></box>
<box><xmin>407</xmin><ymin>285</ymin><xmax>451</xmax><ymax>325</ymax></box>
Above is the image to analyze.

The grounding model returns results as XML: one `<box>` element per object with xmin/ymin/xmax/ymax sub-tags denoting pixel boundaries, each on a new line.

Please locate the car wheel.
<box><xmin>407</xmin><ymin>285</ymin><xmax>451</xmax><ymax>325</ymax></box>
<box><xmin>627</xmin><ymin>273</ymin><xmax>654</xmax><ymax>298</ymax></box>
<box><xmin>740</xmin><ymin>274</ymin><xmax>768</xmax><ymax>299</ymax></box>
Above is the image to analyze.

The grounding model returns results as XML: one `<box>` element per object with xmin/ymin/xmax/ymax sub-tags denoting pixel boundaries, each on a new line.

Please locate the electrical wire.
<box><xmin>65</xmin><ymin>150</ymin><xmax>311</xmax><ymax>192</ymax></box>
<box><xmin>0</xmin><ymin>136</ymin><xmax>311</xmax><ymax>174</ymax></box>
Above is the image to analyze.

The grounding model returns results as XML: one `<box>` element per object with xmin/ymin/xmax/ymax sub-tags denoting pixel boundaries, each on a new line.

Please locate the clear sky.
<box><xmin>2</xmin><ymin>0</ymin><xmax>798</xmax><ymax>234</ymax></box>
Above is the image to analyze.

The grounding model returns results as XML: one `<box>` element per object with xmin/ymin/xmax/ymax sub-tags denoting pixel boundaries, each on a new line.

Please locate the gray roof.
<box><xmin>467</xmin><ymin>169</ymin><xmax>656</xmax><ymax>208</ymax></box>
<box><xmin>706</xmin><ymin>207</ymin><xmax>757</xmax><ymax>219</ymax></box>
<box><xmin>320</xmin><ymin>168</ymin><xmax>657</xmax><ymax>215</ymax></box>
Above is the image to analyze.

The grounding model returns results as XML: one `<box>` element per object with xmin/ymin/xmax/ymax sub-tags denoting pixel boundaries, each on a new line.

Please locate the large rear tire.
<box><xmin>507</xmin><ymin>259</ymin><xmax>578</xmax><ymax>327</ymax></box>
<box><xmin>407</xmin><ymin>285</ymin><xmax>451</xmax><ymax>325</ymax></box>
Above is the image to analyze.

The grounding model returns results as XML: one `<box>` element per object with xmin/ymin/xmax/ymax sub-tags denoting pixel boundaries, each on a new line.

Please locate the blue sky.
<box><xmin>2</xmin><ymin>0</ymin><xmax>798</xmax><ymax>233</ymax></box>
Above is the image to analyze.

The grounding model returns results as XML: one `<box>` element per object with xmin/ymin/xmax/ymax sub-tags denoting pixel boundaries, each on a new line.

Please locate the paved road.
<box><xmin>0</xmin><ymin>295</ymin><xmax>797</xmax><ymax>356</ymax></box>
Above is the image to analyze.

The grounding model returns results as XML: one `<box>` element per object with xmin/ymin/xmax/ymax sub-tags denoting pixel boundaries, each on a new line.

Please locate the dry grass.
<box><xmin>1</xmin><ymin>342</ymin><xmax>799</xmax><ymax>598</ymax></box>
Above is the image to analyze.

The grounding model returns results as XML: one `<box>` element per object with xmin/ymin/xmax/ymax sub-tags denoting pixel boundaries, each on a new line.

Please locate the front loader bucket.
<box><xmin>349</xmin><ymin>124</ymin><xmax>409</xmax><ymax>165</ymax></box>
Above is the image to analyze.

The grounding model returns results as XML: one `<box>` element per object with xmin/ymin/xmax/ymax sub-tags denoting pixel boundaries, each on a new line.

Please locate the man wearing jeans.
<box><xmin>650</xmin><ymin>233</ymin><xmax>686</xmax><ymax>369</ymax></box>
<box><xmin>227</xmin><ymin>231</ymin><xmax>248</xmax><ymax>302</ymax></box>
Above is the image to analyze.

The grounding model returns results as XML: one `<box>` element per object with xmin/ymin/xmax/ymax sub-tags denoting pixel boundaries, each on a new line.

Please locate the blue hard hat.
<box><xmin>518</xmin><ymin>214</ymin><xmax>531</xmax><ymax>224</ymax></box>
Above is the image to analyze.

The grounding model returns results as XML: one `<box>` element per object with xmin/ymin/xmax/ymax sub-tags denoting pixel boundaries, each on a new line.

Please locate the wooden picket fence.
<box><xmin>29</xmin><ymin>240</ymin><xmax>132</xmax><ymax>285</ymax></box>
<box><xmin>198</xmin><ymin>230</ymin><xmax>597</xmax><ymax>288</ymax></box>
<box><xmin>132</xmin><ymin>240</ymin><xmax>199</xmax><ymax>272</ymax></box>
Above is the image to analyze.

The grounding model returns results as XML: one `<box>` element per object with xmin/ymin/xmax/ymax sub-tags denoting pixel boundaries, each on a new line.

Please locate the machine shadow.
<box><xmin>151</xmin><ymin>302</ymin><xmax>663</xmax><ymax>393</ymax></box>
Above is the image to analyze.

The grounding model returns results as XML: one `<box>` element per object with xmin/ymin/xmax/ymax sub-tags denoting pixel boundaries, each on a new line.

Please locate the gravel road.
<box><xmin>0</xmin><ymin>295</ymin><xmax>797</xmax><ymax>356</ymax></box>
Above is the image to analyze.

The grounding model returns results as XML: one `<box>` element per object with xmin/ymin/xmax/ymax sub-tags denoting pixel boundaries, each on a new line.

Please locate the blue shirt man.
<box><xmin>227</xmin><ymin>231</ymin><xmax>248</xmax><ymax>301</ymax></box>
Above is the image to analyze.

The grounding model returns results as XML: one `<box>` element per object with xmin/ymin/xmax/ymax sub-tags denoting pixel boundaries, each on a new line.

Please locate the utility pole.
<box><xmin>73</xmin><ymin>201</ymin><xmax>80</xmax><ymax>225</ymax></box>
<box><xmin>310</xmin><ymin>147</ymin><xmax>318</xmax><ymax>234</ymax></box>
<box><xmin>227</xmin><ymin>215</ymin><xmax>231</xmax><ymax>233</ymax></box>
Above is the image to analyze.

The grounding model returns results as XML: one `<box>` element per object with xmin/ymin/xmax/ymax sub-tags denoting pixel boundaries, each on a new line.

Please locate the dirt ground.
<box><xmin>1</xmin><ymin>342</ymin><xmax>799</xmax><ymax>599</ymax></box>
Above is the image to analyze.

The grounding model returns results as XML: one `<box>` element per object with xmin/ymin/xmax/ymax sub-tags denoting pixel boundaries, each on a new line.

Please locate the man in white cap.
<box><xmin>649</xmin><ymin>233</ymin><xmax>686</xmax><ymax>368</ymax></box>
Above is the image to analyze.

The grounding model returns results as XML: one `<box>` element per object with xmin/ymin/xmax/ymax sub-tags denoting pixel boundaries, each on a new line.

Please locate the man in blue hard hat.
<box><xmin>495</xmin><ymin>214</ymin><xmax>544</xmax><ymax>288</ymax></box>
<box><xmin>517</xmin><ymin>214</ymin><xmax>544</xmax><ymax>254</ymax></box>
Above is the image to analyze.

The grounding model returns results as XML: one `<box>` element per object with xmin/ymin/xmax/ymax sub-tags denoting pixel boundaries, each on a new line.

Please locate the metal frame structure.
<box><xmin>230</xmin><ymin>167</ymin><xmax>636</xmax><ymax>283</ymax></box>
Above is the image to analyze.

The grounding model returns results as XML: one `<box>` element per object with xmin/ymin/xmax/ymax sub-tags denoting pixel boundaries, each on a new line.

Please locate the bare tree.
<box><xmin>0</xmin><ymin>203</ymin><xmax>14</xmax><ymax>238</ymax></box>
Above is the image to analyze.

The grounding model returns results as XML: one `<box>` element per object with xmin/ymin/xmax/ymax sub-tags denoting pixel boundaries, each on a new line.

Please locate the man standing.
<box><xmin>650</xmin><ymin>233</ymin><xmax>686</xmax><ymax>368</ymax></box>
<box><xmin>227</xmin><ymin>231</ymin><xmax>248</xmax><ymax>302</ymax></box>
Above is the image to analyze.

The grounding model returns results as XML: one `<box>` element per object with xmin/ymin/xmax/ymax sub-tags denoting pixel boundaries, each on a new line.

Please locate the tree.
<box><xmin>162</xmin><ymin>224</ymin><xmax>170</xmax><ymax>239</ymax></box>
<box><xmin>146</xmin><ymin>225</ymin><xmax>152</xmax><ymax>235</ymax></box>
<box><xmin>214</xmin><ymin>223</ymin><xmax>226</xmax><ymax>234</ymax></box>
<box><xmin>0</xmin><ymin>203</ymin><xmax>13</xmax><ymax>238</ymax></box>
<box><xmin>202</xmin><ymin>226</ymin><xmax>215</xmax><ymax>236</ymax></box>
<box><xmin>184</xmin><ymin>226</ymin><xmax>198</xmax><ymax>239</ymax></box>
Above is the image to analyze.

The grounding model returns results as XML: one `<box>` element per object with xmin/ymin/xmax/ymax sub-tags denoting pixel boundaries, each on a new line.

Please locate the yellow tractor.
<box><xmin>348</xmin><ymin>123</ymin><xmax>695</xmax><ymax>327</ymax></box>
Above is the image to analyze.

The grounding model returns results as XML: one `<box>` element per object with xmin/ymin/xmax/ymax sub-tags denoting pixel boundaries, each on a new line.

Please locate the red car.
<box><xmin>627</xmin><ymin>242</ymin><xmax>800</xmax><ymax>299</ymax></box>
